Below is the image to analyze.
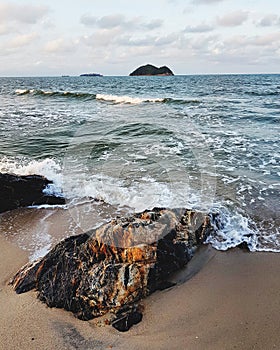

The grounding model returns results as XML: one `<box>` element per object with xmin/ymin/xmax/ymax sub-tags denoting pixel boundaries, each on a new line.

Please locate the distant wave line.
<box><xmin>15</xmin><ymin>89</ymin><xmax>201</xmax><ymax>105</ymax></box>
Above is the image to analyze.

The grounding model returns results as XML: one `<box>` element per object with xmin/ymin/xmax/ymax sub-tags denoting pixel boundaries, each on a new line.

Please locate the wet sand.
<box><xmin>1</xmin><ymin>235</ymin><xmax>280</xmax><ymax>350</ymax></box>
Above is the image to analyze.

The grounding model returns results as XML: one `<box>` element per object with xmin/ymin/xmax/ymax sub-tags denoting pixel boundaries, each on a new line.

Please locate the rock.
<box><xmin>11</xmin><ymin>208</ymin><xmax>215</xmax><ymax>328</ymax></box>
<box><xmin>0</xmin><ymin>173</ymin><xmax>65</xmax><ymax>213</ymax></box>
<box><xmin>112</xmin><ymin>307</ymin><xmax>143</xmax><ymax>332</ymax></box>
<box><xmin>80</xmin><ymin>73</ymin><xmax>103</xmax><ymax>77</ymax></box>
<box><xmin>129</xmin><ymin>64</ymin><xmax>174</xmax><ymax>76</ymax></box>
<box><xmin>237</xmin><ymin>241</ymin><xmax>250</xmax><ymax>251</ymax></box>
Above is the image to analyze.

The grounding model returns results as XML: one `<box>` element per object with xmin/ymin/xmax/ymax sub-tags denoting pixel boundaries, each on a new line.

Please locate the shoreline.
<box><xmin>1</xmin><ymin>236</ymin><xmax>280</xmax><ymax>349</ymax></box>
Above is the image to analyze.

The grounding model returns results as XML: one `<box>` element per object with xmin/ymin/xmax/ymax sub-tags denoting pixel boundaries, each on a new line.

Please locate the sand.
<box><xmin>1</xmin><ymin>235</ymin><xmax>280</xmax><ymax>350</ymax></box>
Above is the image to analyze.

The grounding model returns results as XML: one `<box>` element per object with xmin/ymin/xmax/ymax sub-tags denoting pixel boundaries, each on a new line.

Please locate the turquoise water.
<box><xmin>0</xmin><ymin>75</ymin><xmax>279</xmax><ymax>252</ymax></box>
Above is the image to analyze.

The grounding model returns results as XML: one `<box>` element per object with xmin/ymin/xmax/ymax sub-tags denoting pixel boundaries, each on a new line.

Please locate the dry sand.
<box><xmin>1</xmin><ymin>235</ymin><xmax>280</xmax><ymax>350</ymax></box>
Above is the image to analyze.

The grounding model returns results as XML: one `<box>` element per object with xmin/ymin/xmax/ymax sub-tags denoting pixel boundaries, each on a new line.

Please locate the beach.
<box><xmin>1</xmin><ymin>234</ymin><xmax>280</xmax><ymax>350</ymax></box>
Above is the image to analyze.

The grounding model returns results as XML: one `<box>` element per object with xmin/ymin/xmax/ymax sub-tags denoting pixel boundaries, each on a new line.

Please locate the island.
<box><xmin>129</xmin><ymin>64</ymin><xmax>174</xmax><ymax>76</ymax></box>
<box><xmin>80</xmin><ymin>73</ymin><xmax>103</xmax><ymax>77</ymax></box>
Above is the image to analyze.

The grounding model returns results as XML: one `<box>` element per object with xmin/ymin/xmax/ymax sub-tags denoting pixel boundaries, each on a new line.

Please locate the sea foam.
<box><xmin>96</xmin><ymin>94</ymin><xmax>164</xmax><ymax>104</ymax></box>
<box><xmin>0</xmin><ymin>157</ymin><xmax>63</xmax><ymax>197</ymax></box>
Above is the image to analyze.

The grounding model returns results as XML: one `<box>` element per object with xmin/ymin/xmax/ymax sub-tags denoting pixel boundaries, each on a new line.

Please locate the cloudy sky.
<box><xmin>0</xmin><ymin>0</ymin><xmax>280</xmax><ymax>76</ymax></box>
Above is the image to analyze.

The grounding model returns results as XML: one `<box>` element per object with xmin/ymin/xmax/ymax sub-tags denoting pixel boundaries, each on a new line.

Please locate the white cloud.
<box><xmin>81</xmin><ymin>14</ymin><xmax>124</xmax><ymax>28</ymax></box>
<box><xmin>184</xmin><ymin>24</ymin><xmax>214</xmax><ymax>33</ymax></box>
<box><xmin>217</xmin><ymin>10</ymin><xmax>248</xmax><ymax>27</ymax></box>
<box><xmin>98</xmin><ymin>14</ymin><xmax>126</xmax><ymax>28</ymax></box>
<box><xmin>0</xmin><ymin>32</ymin><xmax>38</xmax><ymax>56</ymax></box>
<box><xmin>192</xmin><ymin>0</ymin><xmax>226</xmax><ymax>4</ymax></box>
<box><xmin>0</xmin><ymin>23</ymin><xmax>10</xmax><ymax>35</ymax></box>
<box><xmin>44</xmin><ymin>38</ymin><xmax>77</xmax><ymax>53</ymax></box>
<box><xmin>118</xmin><ymin>35</ymin><xmax>157</xmax><ymax>47</ymax></box>
<box><xmin>0</xmin><ymin>2</ymin><xmax>49</xmax><ymax>24</ymax></box>
<box><xmin>82</xmin><ymin>28</ymin><xmax>122</xmax><ymax>47</ymax></box>
<box><xmin>144</xmin><ymin>19</ymin><xmax>163</xmax><ymax>30</ymax></box>
<box><xmin>154</xmin><ymin>33</ymin><xmax>178</xmax><ymax>46</ymax></box>
<box><xmin>9</xmin><ymin>33</ymin><xmax>38</xmax><ymax>48</ymax></box>
<box><xmin>223</xmin><ymin>32</ymin><xmax>280</xmax><ymax>49</ymax></box>
<box><xmin>257</xmin><ymin>14</ymin><xmax>280</xmax><ymax>27</ymax></box>
<box><xmin>80</xmin><ymin>14</ymin><xmax>163</xmax><ymax>31</ymax></box>
<box><xmin>80</xmin><ymin>14</ymin><xmax>96</xmax><ymax>26</ymax></box>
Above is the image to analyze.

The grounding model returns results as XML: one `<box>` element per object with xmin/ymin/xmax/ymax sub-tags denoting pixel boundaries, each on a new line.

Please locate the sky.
<box><xmin>0</xmin><ymin>0</ymin><xmax>280</xmax><ymax>76</ymax></box>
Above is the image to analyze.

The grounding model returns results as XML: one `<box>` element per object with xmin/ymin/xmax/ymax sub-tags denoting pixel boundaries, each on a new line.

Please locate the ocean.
<box><xmin>0</xmin><ymin>74</ymin><xmax>279</xmax><ymax>260</ymax></box>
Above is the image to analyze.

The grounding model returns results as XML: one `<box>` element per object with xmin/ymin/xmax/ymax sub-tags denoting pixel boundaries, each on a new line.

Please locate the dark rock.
<box><xmin>237</xmin><ymin>241</ymin><xmax>250</xmax><ymax>251</ymax></box>
<box><xmin>112</xmin><ymin>309</ymin><xmax>143</xmax><ymax>332</ymax></box>
<box><xmin>80</xmin><ymin>73</ymin><xmax>103</xmax><ymax>77</ymax></box>
<box><xmin>129</xmin><ymin>64</ymin><xmax>174</xmax><ymax>76</ymax></box>
<box><xmin>11</xmin><ymin>208</ymin><xmax>215</xmax><ymax>327</ymax></box>
<box><xmin>0</xmin><ymin>173</ymin><xmax>65</xmax><ymax>213</ymax></box>
<box><xmin>156</xmin><ymin>280</ymin><xmax>177</xmax><ymax>291</ymax></box>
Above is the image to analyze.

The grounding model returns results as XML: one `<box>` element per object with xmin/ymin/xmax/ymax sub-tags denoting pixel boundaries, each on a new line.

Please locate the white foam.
<box><xmin>96</xmin><ymin>94</ymin><xmax>164</xmax><ymax>104</ymax></box>
<box><xmin>0</xmin><ymin>157</ymin><xmax>63</xmax><ymax>196</ymax></box>
<box><xmin>15</xmin><ymin>89</ymin><xmax>30</xmax><ymax>95</ymax></box>
<box><xmin>206</xmin><ymin>204</ymin><xmax>258</xmax><ymax>251</ymax></box>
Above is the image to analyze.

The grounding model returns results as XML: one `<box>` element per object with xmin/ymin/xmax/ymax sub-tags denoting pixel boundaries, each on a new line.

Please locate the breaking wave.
<box><xmin>15</xmin><ymin>89</ymin><xmax>201</xmax><ymax>105</ymax></box>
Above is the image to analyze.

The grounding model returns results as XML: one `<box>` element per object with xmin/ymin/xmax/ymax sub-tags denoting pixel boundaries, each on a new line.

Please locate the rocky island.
<box><xmin>129</xmin><ymin>64</ymin><xmax>174</xmax><ymax>76</ymax></box>
<box><xmin>80</xmin><ymin>73</ymin><xmax>103</xmax><ymax>77</ymax></box>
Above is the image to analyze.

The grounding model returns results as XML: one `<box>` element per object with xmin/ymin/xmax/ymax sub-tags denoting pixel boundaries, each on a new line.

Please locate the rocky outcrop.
<box><xmin>129</xmin><ymin>64</ymin><xmax>174</xmax><ymax>76</ymax></box>
<box><xmin>0</xmin><ymin>173</ymin><xmax>65</xmax><ymax>213</ymax></box>
<box><xmin>80</xmin><ymin>73</ymin><xmax>103</xmax><ymax>77</ymax></box>
<box><xmin>11</xmin><ymin>208</ymin><xmax>214</xmax><ymax>330</ymax></box>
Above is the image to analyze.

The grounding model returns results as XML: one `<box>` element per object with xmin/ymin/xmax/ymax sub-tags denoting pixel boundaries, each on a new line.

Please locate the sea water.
<box><xmin>0</xmin><ymin>74</ymin><xmax>279</xmax><ymax>258</ymax></box>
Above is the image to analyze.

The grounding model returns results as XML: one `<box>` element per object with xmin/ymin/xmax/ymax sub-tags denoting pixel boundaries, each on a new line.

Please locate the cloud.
<box><xmin>80</xmin><ymin>14</ymin><xmax>97</xmax><ymax>26</ymax></box>
<box><xmin>80</xmin><ymin>14</ymin><xmax>163</xmax><ymax>31</ymax></box>
<box><xmin>223</xmin><ymin>32</ymin><xmax>280</xmax><ymax>48</ymax></box>
<box><xmin>118</xmin><ymin>35</ymin><xmax>157</xmax><ymax>47</ymax></box>
<box><xmin>44</xmin><ymin>38</ymin><xmax>78</xmax><ymax>53</ymax></box>
<box><xmin>0</xmin><ymin>2</ymin><xmax>49</xmax><ymax>24</ymax></box>
<box><xmin>0</xmin><ymin>23</ymin><xmax>10</xmax><ymax>35</ymax></box>
<box><xmin>184</xmin><ymin>24</ymin><xmax>214</xmax><ymax>33</ymax></box>
<box><xmin>0</xmin><ymin>32</ymin><xmax>38</xmax><ymax>55</ymax></box>
<box><xmin>120</xmin><ymin>33</ymin><xmax>178</xmax><ymax>47</ymax></box>
<box><xmin>82</xmin><ymin>28</ymin><xmax>122</xmax><ymax>47</ymax></box>
<box><xmin>81</xmin><ymin>14</ymin><xmax>124</xmax><ymax>28</ymax></box>
<box><xmin>9</xmin><ymin>33</ymin><xmax>38</xmax><ymax>48</ymax></box>
<box><xmin>154</xmin><ymin>33</ymin><xmax>180</xmax><ymax>46</ymax></box>
<box><xmin>98</xmin><ymin>14</ymin><xmax>133</xmax><ymax>29</ymax></box>
<box><xmin>192</xmin><ymin>0</ymin><xmax>226</xmax><ymax>4</ymax></box>
<box><xmin>257</xmin><ymin>14</ymin><xmax>280</xmax><ymax>27</ymax></box>
<box><xmin>217</xmin><ymin>10</ymin><xmax>248</xmax><ymax>27</ymax></box>
<box><xmin>144</xmin><ymin>19</ymin><xmax>163</xmax><ymax>30</ymax></box>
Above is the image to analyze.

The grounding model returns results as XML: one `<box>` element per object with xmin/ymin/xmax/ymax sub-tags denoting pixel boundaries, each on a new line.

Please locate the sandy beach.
<box><xmin>1</xmin><ymin>234</ymin><xmax>280</xmax><ymax>350</ymax></box>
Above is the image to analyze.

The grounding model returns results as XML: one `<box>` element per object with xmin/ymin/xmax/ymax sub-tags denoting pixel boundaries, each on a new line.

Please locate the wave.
<box><xmin>206</xmin><ymin>204</ymin><xmax>280</xmax><ymax>253</ymax></box>
<box><xmin>0</xmin><ymin>157</ymin><xmax>63</xmax><ymax>197</ymax></box>
<box><xmin>15</xmin><ymin>89</ymin><xmax>95</xmax><ymax>99</ymax></box>
<box><xmin>95</xmin><ymin>94</ymin><xmax>201</xmax><ymax>105</ymax></box>
<box><xmin>96</xmin><ymin>93</ymin><xmax>164</xmax><ymax>104</ymax></box>
<box><xmin>246</xmin><ymin>90</ymin><xmax>280</xmax><ymax>96</ymax></box>
<box><xmin>15</xmin><ymin>89</ymin><xmax>201</xmax><ymax>105</ymax></box>
<box><xmin>1</xmin><ymin>155</ymin><xmax>279</xmax><ymax>253</ymax></box>
<box><xmin>164</xmin><ymin>97</ymin><xmax>201</xmax><ymax>105</ymax></box>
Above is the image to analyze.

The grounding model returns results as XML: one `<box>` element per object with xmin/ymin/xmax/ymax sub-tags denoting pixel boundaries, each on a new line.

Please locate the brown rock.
<box><xmin>11</xmin><ymin>208</ymin><xmax>214</xmax><ymax>326</ymax></box>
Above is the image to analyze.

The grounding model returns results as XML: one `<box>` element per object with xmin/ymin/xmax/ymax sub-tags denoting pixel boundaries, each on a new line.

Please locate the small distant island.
<box><xmin>129</xmin><ymin>64</ymin><xmax>174</xmax><ymax>76</ymax></box>
<box><xmin>80</xmin><ymin>73</ymin><xmax>103</xmax><ymax>77</ymax></box>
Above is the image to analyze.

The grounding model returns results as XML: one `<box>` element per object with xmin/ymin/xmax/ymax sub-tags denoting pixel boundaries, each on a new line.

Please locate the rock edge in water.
<box><xmin>0</xmin><ymin>173</ymin><xmax>65</xmax><ymax>213</ymax></box>
<box><xmin>11</xmin><ymin>207</ymin><xmax>215</xmax><ymax>330</ymax></box>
